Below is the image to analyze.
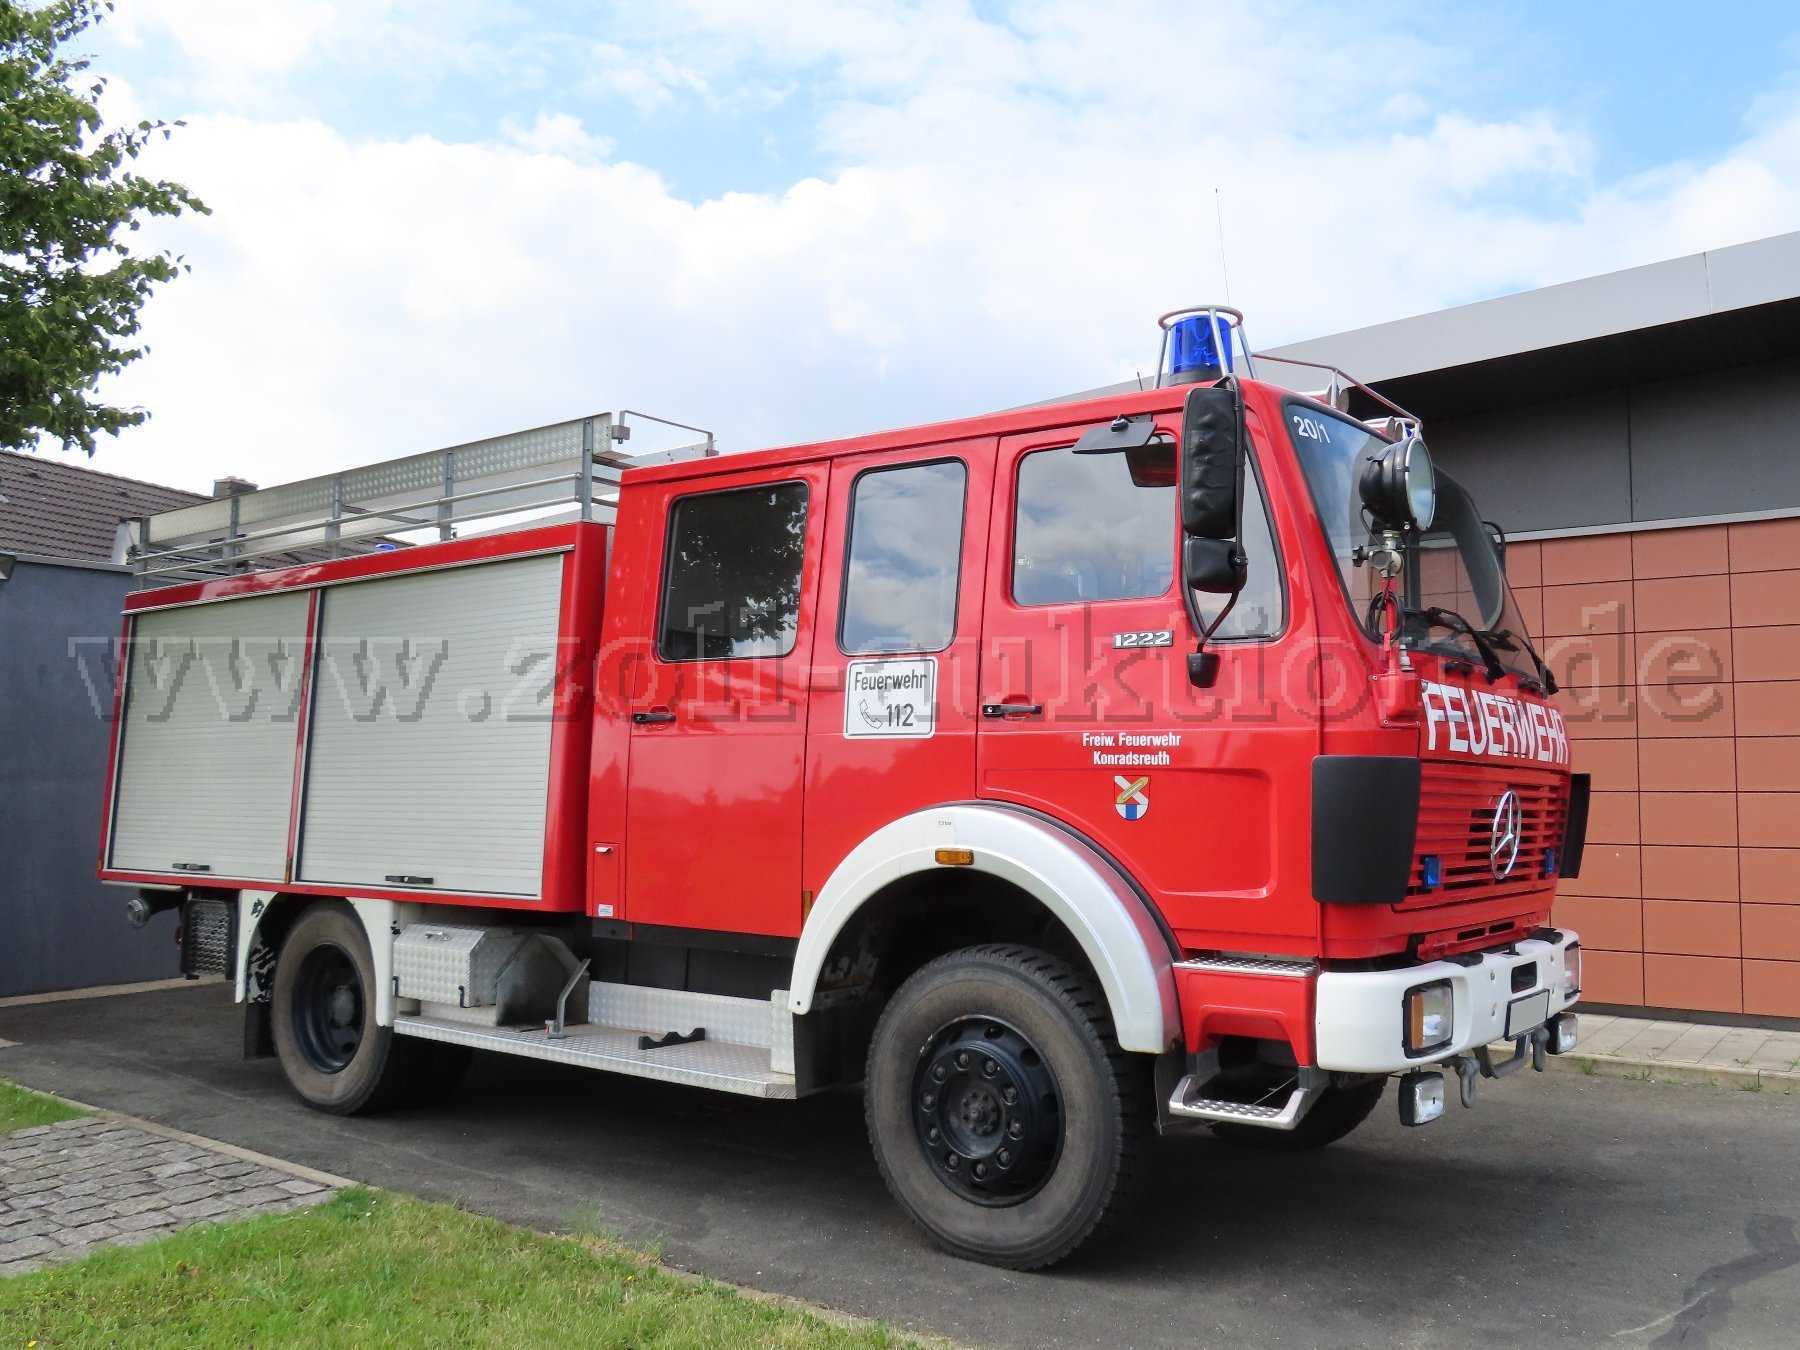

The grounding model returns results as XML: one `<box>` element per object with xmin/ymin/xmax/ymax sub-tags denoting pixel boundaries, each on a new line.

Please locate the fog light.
<box><xmin>1399</xmin><ymin>1071</ymin><xmax>1446</xmax><ymax>1126</ymax></box>
<box><xmin>1561</xmin><ymin>942</ymin><xmax>1581</xmax><ymax>1000</ymax></box>
<box><xmin>1547</xmin><ymin>1013</ymin><xmax>1579</xmax><ymax>1055</ymax></box>
<box><xmin>1404</xmin><ymin>979</ymin><xmax>1454</xmax><ymax>1056</ymax></box>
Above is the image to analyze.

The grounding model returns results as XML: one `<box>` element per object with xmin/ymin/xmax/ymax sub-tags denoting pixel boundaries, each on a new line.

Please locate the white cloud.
<box><xmin>501</xmin><ymin>111</ymin><xmax>614</xmax><ymax>162</ymax></box>
<box><xmin>589</xmin><ymin>42</ymin><xmax>709</xmax><ymax>114</ymax></box>
<box><xmin>111</xmin><ymin>0</ymin><xmax>343</xmax><ymax>79</ymax></box>
<box><xmin>72</xmin><ymin>3</ymin><xmax>1800</xmax><ymax>495</ymax></box>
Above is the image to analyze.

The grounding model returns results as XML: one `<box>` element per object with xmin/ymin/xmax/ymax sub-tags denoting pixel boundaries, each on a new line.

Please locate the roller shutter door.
<box><xmin>107</xmin><ymin>591</ymin><xmax>311</xmax><ymax>880</ymax></box>
<box><xmin>297</xmin><ymin>554</ymin><xmax>563</xmax><ymax>897</ymax></box>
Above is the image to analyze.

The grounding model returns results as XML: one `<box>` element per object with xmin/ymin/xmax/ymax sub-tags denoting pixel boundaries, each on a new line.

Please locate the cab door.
<box><xmin>802</xmin><ymin>441</ymin><xmax>992</xmax><ymax>891</ymax></box>
<box><xmin>975</xmin><ymin>407</ymin><xmax>1319</xmax><ymax>949</ymax></box>
<box><xmin>623</xmin><ymin>464</ymin><xmax>828</xmax><ymax>937</ymax></box>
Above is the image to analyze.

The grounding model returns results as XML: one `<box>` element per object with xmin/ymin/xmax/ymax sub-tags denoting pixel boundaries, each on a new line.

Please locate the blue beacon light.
<box><xmin>1168</xmin><ymin>314</ymin><xmax>1235</xmax><ymax>378</ymax></box>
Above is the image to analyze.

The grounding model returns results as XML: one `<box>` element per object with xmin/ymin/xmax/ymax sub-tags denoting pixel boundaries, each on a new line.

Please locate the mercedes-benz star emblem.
<box><xmin>1489</xmin><ymin>789</ymin><xmax>1522</xmax><ymax>880</ymax></box>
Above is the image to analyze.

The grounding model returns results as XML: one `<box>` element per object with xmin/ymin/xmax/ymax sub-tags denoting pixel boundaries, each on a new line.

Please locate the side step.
<box><xmin>392</xmin><ymin>979</ymin><xmax>797</xmax><ymax>1100</ymax></box>
<box><xmin>1166</xmin><ymin>1071</ymin><xmax>1325</xmax><ymax>1130</ymax></box>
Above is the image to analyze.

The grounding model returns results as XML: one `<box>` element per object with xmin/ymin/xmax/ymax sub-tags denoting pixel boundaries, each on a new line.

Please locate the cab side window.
<box><xmin>658</xmin><ymin>482</ymin><xmax>808</xmax><ymax>660</ymax></box>
<box><xmin>1013</xmin><ymin>446</ymin><xmax>1173</xmax><ymax>605</ymax></box>
<box><xmin>840</xmin><ymin>460</ymin><xmax>967</xmax><ymax>655</ymax></box>
<box><xmin>1010</xmin><ymin>441</ymin><xmax>1283</xmax><ymax>638</ymax></box>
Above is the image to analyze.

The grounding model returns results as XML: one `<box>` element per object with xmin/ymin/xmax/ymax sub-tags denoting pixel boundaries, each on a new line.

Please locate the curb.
<box><xmin>1514</xmin><ymin>1048</ymin><xmax>1800</xmax><ymax>1094</ymax></box>
<box><xmin>0</xmin><ymin>977</ymin><xmax>225</xmax><ymax>1011</ymax></box>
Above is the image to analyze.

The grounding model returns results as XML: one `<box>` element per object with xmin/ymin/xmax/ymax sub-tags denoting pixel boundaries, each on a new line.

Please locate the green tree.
<box><xmin>1</xmin><ymin>0</ymin><xmax>205</xmax><ymax>453</ymax></box>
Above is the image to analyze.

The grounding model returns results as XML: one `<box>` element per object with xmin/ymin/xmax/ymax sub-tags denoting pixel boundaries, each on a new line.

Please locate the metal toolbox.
<box><xmin>392</xmin><ymin>924</ymin><xmax>527</xmax><ymax>1008</ymax></box>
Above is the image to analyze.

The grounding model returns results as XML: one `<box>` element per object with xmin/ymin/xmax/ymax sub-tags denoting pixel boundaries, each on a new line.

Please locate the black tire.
<box><xmin>1210</xmin><ymin>1078</ymin><xmax>1386</xmax><ymax>1152</ymax></box>
<box><xmin>271</xmin><ymin>902</ymin><xmax>426</xmax><ymax>1115</ymax></box>
<box><xmin>864</xmin><ymin>943</ymin><xmax>1151</xmax><ymax>1270</ymax></box>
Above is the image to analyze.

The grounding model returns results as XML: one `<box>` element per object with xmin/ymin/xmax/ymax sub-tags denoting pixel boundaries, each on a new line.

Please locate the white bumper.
<box><xmin>1314</xmin><ymin>932</ymin><xmax>1580</xmax><ymax>1073</ymax></box>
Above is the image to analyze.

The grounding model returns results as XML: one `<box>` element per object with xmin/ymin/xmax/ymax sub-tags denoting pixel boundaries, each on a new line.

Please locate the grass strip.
<box><xmin>0</xmin><ymin>1186</ymin><xmax>909</xmax><ymax>1348</ymax></box>
<box><xmin>0</xmin><ymin>1082</ymin><xmax>87</xmax><ymax>1135</ymax></box>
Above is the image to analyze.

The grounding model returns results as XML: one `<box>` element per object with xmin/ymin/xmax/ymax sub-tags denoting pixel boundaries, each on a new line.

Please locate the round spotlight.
<box><xmin>1359</xmin><ymin>435</ymin><xmax>1436</xmax><ymax>531</ymax></box>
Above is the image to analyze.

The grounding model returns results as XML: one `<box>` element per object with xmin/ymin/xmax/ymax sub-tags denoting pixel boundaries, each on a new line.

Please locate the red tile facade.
<box><xmin>1522</xmin><ymin>518</ymin><xmax>1800</xmax><ymax>1016</ymax></box>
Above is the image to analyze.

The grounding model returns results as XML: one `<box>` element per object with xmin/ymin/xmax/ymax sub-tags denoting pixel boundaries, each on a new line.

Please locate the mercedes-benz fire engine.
<box><xmin>99</xmin><ymin>307</ymin><xmax>1588</xmax><ymax>1269</ymax></box>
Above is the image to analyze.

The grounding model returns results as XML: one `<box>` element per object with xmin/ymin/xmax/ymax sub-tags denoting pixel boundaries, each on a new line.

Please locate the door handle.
<box><xmin>632</xmin><ymin>708</ymin><xmax>676</xmax><ymax>725</ymax></box>
<box><xmin>982</xmin><ymin>701</ymin><xmax>1043</xmax><ymax>719</ymax></box>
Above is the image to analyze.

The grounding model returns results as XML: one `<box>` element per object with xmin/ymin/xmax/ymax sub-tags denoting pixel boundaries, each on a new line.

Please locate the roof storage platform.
<box><xmin>123</xmin><ymin>409</ymin><xmax>715</xmax><ymax>585</ymax></box>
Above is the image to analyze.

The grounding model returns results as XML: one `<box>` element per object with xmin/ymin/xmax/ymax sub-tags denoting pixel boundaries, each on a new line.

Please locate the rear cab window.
<box><xmin>657</xmin><ymin>482</ymin><xmax>809</xmax><ymax>661</ymax></box>
<box><xmin>840</xmin><ymin>459</ymin><xmax>967</xmax><ymax>655</ymax></box>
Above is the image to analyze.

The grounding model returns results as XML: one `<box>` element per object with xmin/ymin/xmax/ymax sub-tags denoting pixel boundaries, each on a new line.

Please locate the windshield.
<box><xmin>1284</xmin><ymin>399</ymin><xmax>1541</xmax><ymax>682</ymax></box>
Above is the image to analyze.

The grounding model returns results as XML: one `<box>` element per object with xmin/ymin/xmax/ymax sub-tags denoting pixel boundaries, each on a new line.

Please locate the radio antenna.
<box><xmin>1213</xmin><ymin>187</ymin><xmax>1233</xmax><ymax>305</ymax></box>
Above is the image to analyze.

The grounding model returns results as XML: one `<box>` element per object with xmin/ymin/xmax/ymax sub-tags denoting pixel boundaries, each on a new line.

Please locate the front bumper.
<box><xmin>1314</xmin><ymin>931</ymin><xmax>1580</xmax><ymax>1073</ymax></box>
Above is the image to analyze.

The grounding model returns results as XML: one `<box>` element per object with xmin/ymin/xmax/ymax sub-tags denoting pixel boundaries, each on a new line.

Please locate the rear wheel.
<box><xmin>1210</xmin><ymin>1078</ymin><xmax>1386</xmax><ymax>1152</ymax></box>
<box><xmin>865</xmin><ymin>944</ymin><xmax>1150</xmax><ymax>1270</ymax></box>
<box><xmin>271</xmin><ymin>903</ymin><xmax>461</xmax><ymax>1114</ymax></box>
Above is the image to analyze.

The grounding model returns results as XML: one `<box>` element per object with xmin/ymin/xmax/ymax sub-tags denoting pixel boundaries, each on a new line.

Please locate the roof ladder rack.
<box><xmin>123</xmin><ymin>410</ymin><xmax>715</xmax><ymax>586</ymax></box>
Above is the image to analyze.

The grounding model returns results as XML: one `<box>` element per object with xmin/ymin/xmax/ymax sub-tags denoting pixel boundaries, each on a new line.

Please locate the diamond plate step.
<box><xmin>393</xmin><ymin>1015</ymin><xmax>796</xmax><ymax>1099</ymax></box>
<box><xmin>1166</xmin><ymin>1074</ymin><xmax>1321</xmax><ymax>1129</ymax></box>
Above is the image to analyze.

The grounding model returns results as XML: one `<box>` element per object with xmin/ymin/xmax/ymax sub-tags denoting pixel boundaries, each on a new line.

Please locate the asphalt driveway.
<box><xmin>3</xmin><ymin>983</ymin><xmax>1796</xmax><ymax>1348</ymax></box>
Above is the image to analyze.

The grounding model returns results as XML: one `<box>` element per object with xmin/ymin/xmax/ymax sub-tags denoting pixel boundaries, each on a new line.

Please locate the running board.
<box><xmin>391</xmin><ymin>979</ymin><xmax>798</xmax><ymax>1100</ymax></box>
<box><xmin>393</xmin><ymin>1016</ymin><xmax>796</xmax><ymax>1099</ymax></box>
<box><xmin>1167</xmin><ymin>1072</ymin><xmax>1326</xmax><ymax>1130</ymax></box>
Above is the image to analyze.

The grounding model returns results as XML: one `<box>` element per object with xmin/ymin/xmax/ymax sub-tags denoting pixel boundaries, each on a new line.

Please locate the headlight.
<box><xmin>1358</xmin><ymin>434</ymin><xmax>1437</xmax><ymax>532</ymax></box>
<box><xmin>1562</xmin><ymin>943</ymin><xmax>1582</xmax><ymax>1000</ymax></box>
<box><xmin>1404</xmin><ymin>980</ymin><xmax>1454</xmax><ymax>1056</ymax></box>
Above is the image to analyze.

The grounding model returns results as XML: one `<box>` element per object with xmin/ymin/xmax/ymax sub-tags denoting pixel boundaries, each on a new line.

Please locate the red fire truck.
<box><xmin>100</xmin><ymin>307</ymin><xmax>1587</xmax><ymax>1269</ymax></box>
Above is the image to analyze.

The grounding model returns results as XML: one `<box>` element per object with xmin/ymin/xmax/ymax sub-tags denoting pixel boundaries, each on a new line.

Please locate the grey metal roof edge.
<box><xmin>4</xmin><ymin>551</ymin><xmax>132</xmax><ymax>573</ymax></box>
<box><xmin>1261</xmin><ymin>230</ymin><xmax>1800</xmax><ymax>385</ymax></box>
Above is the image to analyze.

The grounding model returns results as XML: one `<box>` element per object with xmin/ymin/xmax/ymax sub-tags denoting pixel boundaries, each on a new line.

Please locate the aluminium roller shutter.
<box><xmin>107</xmin><ymin>591</ymin><xmax>312</xmax><ymax>880</ymax></box>
<box><xmin>296</xmin><ymin>553</ymin><xmax>564</xmax><ymax>897</ymax></box>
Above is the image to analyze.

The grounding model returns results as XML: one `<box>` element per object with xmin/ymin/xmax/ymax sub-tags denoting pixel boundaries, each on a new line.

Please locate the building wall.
<box><xmin>0</xmin><ymin>559</ymin><xmax>178</xmax><ymax>995</ymax></box>
<box><xmin>1428</xmin><ymin>355</ymin><xmax>1800</xmax><ymax>535</ymax></box>
<box><xmin>1501</xmin><ymin>519</ymin><xmax>1800</xmax><ymax>1017</ymax></box>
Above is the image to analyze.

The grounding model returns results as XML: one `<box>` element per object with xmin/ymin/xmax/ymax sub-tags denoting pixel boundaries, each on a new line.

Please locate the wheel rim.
<box><xmin>912</xmin><ymin>1016</ymin><xmax>1062</xmax><ymax>1207</ymax></box>
<box><xmin>291</xmin><ymin>941</ymin><xmax>364</xmax><ymax>1074</ymax></box>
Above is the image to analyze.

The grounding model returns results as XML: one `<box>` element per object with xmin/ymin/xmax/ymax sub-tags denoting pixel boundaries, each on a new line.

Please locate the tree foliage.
<box><xmin>1</xmin><ymin>0</ymin><xmax>206</xmax><ymax>453</ymax></box>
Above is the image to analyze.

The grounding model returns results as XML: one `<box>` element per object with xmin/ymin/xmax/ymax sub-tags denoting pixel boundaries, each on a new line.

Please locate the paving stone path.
<box><xmin>0</xmin><ymin>1117</ymin><xmax>337</xmax><ymax>1276</ymax></box>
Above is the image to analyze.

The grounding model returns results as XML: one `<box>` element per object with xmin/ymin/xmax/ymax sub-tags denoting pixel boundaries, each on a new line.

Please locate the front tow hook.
<box><xmin>1450</xmin><ymin>1024</ymin><xmax>1554</xmax><ymax>1108</ymax></box>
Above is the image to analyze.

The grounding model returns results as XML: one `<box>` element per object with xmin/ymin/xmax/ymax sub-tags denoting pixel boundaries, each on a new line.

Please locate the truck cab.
<box><xmin>102</xmin><ymin>306</ymin><xmax>1585</xmax><ymax>1270</ymax></box>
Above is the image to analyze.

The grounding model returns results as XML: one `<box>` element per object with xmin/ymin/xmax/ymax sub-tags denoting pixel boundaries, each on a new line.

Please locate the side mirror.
<box><xmin>1180</xmin><ymin>384</ymin><xmax>1242</xmax><ymax>541</ymax></box>
<box><xmin>1071</xmin><ymin>414</ymin><xmax>1175</xmax><ymax>487</ymax></box>
<box><xmin>1184</xmin><ymin>536</ymin><xmax>1247</xmax><ymax>594</ymax></box>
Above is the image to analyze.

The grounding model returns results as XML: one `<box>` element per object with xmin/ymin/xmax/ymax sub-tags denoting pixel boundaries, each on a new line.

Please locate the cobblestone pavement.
<box><xmin>1</xmin><ymin>1117</ymin><xmax>337</xmax><ymax>1276</ymax></box>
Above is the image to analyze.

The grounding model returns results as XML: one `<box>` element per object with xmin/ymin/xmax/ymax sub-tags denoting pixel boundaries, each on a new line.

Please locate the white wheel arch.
<box><xmin>788</xmin><ymin>804</ymin><xmax>1179</xmax><ymax>1054</ymax></box>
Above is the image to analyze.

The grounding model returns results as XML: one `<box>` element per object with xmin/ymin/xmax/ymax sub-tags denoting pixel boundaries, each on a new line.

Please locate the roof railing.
<box><xmin>124</xmin><ymin>409</ymin><xmax>715</xmax><ymax>586</ymax></box>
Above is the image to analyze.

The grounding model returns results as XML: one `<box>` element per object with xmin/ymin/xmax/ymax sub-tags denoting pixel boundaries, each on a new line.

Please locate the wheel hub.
<box><xmin>913</xmin><ymin>1017</ymin><xmax>1062</xmax><ymax>1206</ymax></box>
<box><xmin>292</xmin><ymin>942</ymin><xmax>365</xmax><ymax>1075</ymax></box>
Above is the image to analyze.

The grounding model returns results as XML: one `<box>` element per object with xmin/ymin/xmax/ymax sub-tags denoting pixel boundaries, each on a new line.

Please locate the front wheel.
<box><xmin>864</xmin><ymin>944</ymin><xmax>1150</xmax><ymax>1270</ymax></box>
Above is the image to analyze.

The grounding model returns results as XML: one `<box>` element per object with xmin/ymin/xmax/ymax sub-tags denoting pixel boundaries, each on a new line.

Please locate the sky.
<box><xmin>56</xmin><ymin>0</ymin><xmax>1800</xmax><ymax>492</ymax></box>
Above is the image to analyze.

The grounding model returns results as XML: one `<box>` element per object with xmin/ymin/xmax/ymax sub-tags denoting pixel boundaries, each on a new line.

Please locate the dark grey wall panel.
<box><xmin>0</xmin><ymin>561</ymin><xmax>177</xmax><ymax>996</ymax></box>
<box><xmin>1428</xmin><ymin>389</ymin><xmax>1633</xmax><ymax>534</ymax></box>
<box><xmin>1629</xmin><ymin>356</ymin><xmax>1800</xmax><ymax>522</ymax></box>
